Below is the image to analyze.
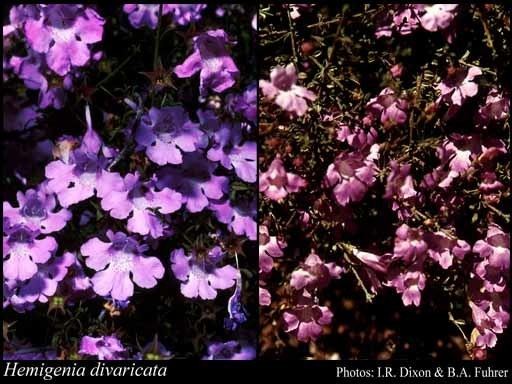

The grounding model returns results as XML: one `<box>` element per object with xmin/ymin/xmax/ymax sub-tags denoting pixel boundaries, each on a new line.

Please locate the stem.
<box><xmin>483</xmin><ymin>202</ymin><xmax>510</xmax><ymax>222</ymax></box>
<box><xmin>153</xmin><ymin>4</ymin><xmax>164</xmax><ymax>71</ymax></box>
<box><xmin>448</xmin><ymin>311</ymin><xmax>469</xmax><ymax>343</ymax></box>
<box><xmin>286</xmin><ymin>7</ymin><xmax>298</xmax><ymax>66</ymax></box>
<box><xmin>342</xmin><ymin>252</ymin><xmax>375</xmax><ymax>304</ymax></box>
<box><xmin>95</xmin><ymin>51</ymin><xmax>137</xmax><ymax>91</ymax></box>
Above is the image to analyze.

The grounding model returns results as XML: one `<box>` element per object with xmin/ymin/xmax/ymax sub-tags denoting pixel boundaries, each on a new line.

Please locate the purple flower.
<box><xmin>135</xmin><ymin>106</ymin><xmax>204</xmax><ymax>166</ymax></box>
<box><xmin>9</xmin><ymin>53</ymin><xmax>71</xmax><ymax>109</ymax></box>
<box><xmin>425</xmin><ymin>232</ymin><xmax>470</xmax><ymax>269</ymax></box>
<box><xmin>7</xmin><ymin>252</ymin><xmax>75</xmax><ymax>309</ymax></box>
<box><xmin>419</xmin><ymin>4</ymin><xmax>458</xmax><ymax>32</ymax></box>
<box><xmin>123</xmin><ymin>4</ymin><xmax>206</xmax><ymax>29</ymax></box>
<box><xmin>387</xmin><ymin>270</ymin><xmax>426</xmax><ymax>307</ymax></box>
<box><xmin>3</xmin><ymin>97</ymin><xmax>40</xmax><ymax>132</ymax></box>
<box><xmin>100</xmin><ymin>172</ymin><xmax>182</xmax><ymax>238</ymax></box>
<box><xmin>80</xmin><ymin>231</ymin><xmax>165</xmax><ymax>301</ymax></box>
<box><xmin>123</xmin><ymin>4</ymin><xmax>164</xmax><ymax>29</ymax></box>
<box><xmin>167</xmin><ymin>4</ymin><xmax>207</xmax><ymax>26</ymax></box>
<box><xmin>224</xmin><ymin>274</ymin><xmax>247</xmax><ymax>331</ymax></box>
<box><xmin>375</xmin><ymin>5</ymin><xmax>421</xmax><ymax>38</ymax></box>
<box><xmin>259</xmin><ymin>156</ymin><xmax>307</xmax><ymax>201</ymax></box>
<box><xmin>324</xmin><ymin>144</ymin><xmax>379</xmax><ymax>206</ymax></box>
<box><xmin>282</xmin><ymin>291</ymin><xmax>333</xmax><ymax>342</ymax></box>
<box><xmin>3</xmin><ymin>224</ymin><xmax>57</xmax><ymax>281</ymax></box>
<box><xmin>156</xmin><ymin>152</ymin><xmax>228</xmax><ymax>213</ymax></box>
<box><xmin>3</xmin><ymin>184</ymin><xmax>71</xmax><ymax>234</ymax></box>
<box><xmin>170</xmin><ymin>247</ymin><xmax>238</xmax><ymax>300</ymax></box>
<box><xmin>366</xmin><ymin>88</ymin><xmax>408</xmax><ymax>127</ymax></box>
<box><xmin>336</xmin><ymin>123</ymin><xmax>377</xmax><ymax>150</ymax></box>
<box><xmin>432</xmin><ymin>134</ymin><xmax>506</xmax><ymax>189</ymax></box>
<box><xmin>79</xmin><ymin>335</ymin><xmax>126</xmax><ymax>360</ymax></box>
<box><xmin>259</xmin><ymin>225</ymin><xmax>286</xmax><ymax>274</ymax></box>
<box><xmin>437</xmin><ymin>66</ymin><xmax>482</xmax><ymax>107</ymax></box>
<box><xmin>45</xmin><ymin>106</ymin><xmax>123</xmax><ymax>207</ymax></box>
<box><xmin>260</xmin><ymin>63</ymin><xmax>316</xmax><ymax>116</ymax></box>
<box><xmin>393</xmin><ymin>224</ymin><xmax>428</xmax><ymax>264</ymax></box>
<box><xmin>473</xmin><ymin>225</ymin><xmax>509</xmax><ymax>272</ymax></box>
<box><xmin>174</xmin><ymin>29</ymin><xmax>239</xmax><ymax>96</ymax></box>
<box><xmin>205</xmin><ymin>121</ymin><xmax>256</xmax><ymax>182</ymax></box>
<box><xmin>290</xmin><ymin>252</ymin><xmax>342</xmax><ymax>291</ymax></box>
<box><xmin>476</xmin><ymin>88</ymin><xmax>510</xmax><ymax>126</ymax></box>
<box><xmin>209</xmin><ymin>198</ymin><xmax>257</xmax><ymax>240</ymax></box>
<box><xmin>225</xmin><ymin>82</ymin><xmax>257</xmax><ymax>123</ymax></box>
<box><xmin>470</xmin><ymin>301</ymin><xmax>509</xmax><ymax>349</ymax></box>
<box><xmin>203</xmin><ymin>340</ymin><xmax>256</xmax><ymax>360</ymax></box>
<box><xmin>24</xmin><ymin>5</ymin><xmax>104</xmax><ymax>76</ymax></box>
<box><xmin>384</xmin><ymin>160</ymin><xmax>417</xmax><ymax>219</ymax></box>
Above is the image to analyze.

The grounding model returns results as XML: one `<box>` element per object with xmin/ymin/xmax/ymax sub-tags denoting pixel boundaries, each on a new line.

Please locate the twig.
<box><xmin>448</xmin><ymin>311</ymin><xmax>469</xmax><ymax>343</ymax></box>
<box><xmin>153</xmin><ymin>4</ymin><xmax>164</xmax><ymax>71</ymax></box>
<box><xmin>94</xmin><ymin>50</ymin><xmax>137</xmax><ymax>91</ymax></box>
<box><xmin>459</xmin><ymin>59</ymin><xmax>496</xmax><ymax>76</ymax></box>
<box><xmin>286</xmin><ymin>7</ymin><xmax>298</xmax><ymax>66</ymax></box>
<box><xmin>342</xmin><ymin>252</ymin><xmax>375</xmax><ymax>304</ymax></box>
<box><xmin>483</xmin><ymin>202</ymin><xmax>510</xmax><ymax>222</ymax></box>
<box><xmin>306</xmin><ymin>17</ymin><xmax>344</xmax><ymax>29</ymax></box>
<box><xmin>476</xmin><ymin>6</ymin><xmax>496</xmax><ymax>57</ymax></box>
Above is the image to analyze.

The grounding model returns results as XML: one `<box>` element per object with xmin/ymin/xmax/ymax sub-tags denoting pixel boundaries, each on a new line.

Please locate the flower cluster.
<box><xmin>4</xmin><ymin>3</ymin><xmax>256</xmax><ymax>360</ymax></box>
<box><xmin>259</xmin><ymin>3</ymin><xmax>509</xmax><ymax>360</ymax></box>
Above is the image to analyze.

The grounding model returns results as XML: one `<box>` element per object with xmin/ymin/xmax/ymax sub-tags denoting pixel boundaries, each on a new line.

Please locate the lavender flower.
<box><xmin>259</xmin><ymin>63</ymin><xmax>316</xmax><ymax>116</ymax></box>
<box><xmin>3</xmin><ymin>184</ymin><xmax>71</xmax><ymax>234</ymax></box>
<box><xmin>259</xmin><ymin>225</ymin><xmax>285</xmax><ymax>274</ymax></box>
<box><xmin>156</xmin><ymin>152</ymin><xmax>228</xmax><ymax>213</ymax></box>
<box><xmin>290</xmin><ymin>252</ymin><xmax>342</xmax><ymax>292</ymax></box>
<box><xmin>135</xmin><ymin>106</ymin><xmax>204</xmax><ymax>166</ymax></box>
<box><xmin>174</xmin><ymin>29</ymin><xmax>239</xmax><ymax>96</ymax></box>
<box><xmin>366</xmin><ymin>88</ymin><xmax>408</xmax><ymax>127</ymax></box>
<box><xmin>3</xmin><ymin>224</ymin><xmax>57</xmax><ymax>282</ymax></box>
<box><xmin>80</xmin><ymin>231</ymin><xmax>165</xmax><ymax>301</ymax></box>
<box><xmin>282</xmin><ymin>291</ymin><xmax>333</xmax><ymax>342</ymax></box>
<box><xmin>210</xmin><ymin>198</ymin><xmax>257</xmax><ymax>240</ymax></box>
<box><xmin>324</xmin><ymin>144</ymin><xmax>379</xmax><ymax>206</ymax></box>
<box><xmin>203</xmin><ymin>340</ymin><xmax>256</xmax><ymax>360</ymax></box>
<box><xmin>79</xmin><ymin>335</ymin><xmax>126</xmax><ymax>360</ymax></box>
<box><xmin>45</xmin><ymin>106</ymin><xmax>123</xmax><ymax>207</ymax></box>
<box><xmin>259</xmin><ymin>156</ymin><xmax>307</xmax><ymax>201</ymax></box>
<box><xmin>24</xmin><ymin>5</ymin><xmax>104</xmax><ymax>76</ymax></box>
<box><xmin>7</xmin><ymin>252</ymin><xmax>75</xmax><ymax>309</ymax></box>
<box><xmin>100</xmin><ymin>172</ymin><xmax>182</xmax><ymax>238</ymax></box>
<box><xmin>170</xmin><ymin>247</ymin><xmax>238</xmax><ymax>300</ymax></box>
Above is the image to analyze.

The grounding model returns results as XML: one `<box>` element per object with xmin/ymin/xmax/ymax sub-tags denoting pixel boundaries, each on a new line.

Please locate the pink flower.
<box><xmin>473</xmin><ymin>225</ymin><xmax>509</xmax><ymax>272</ymax></box>
<box><xmin>290</xmin><ymin>252</ymin><xmax>342</xmax><ymax>291</ymax></box>
<box><xmin>419</xmin><ymin>4</ymin><xmax>458</xmax><ymax>32</ymax></box>
<box><xmin>390</xmin><ymin>63</ymin><xmax>403</xmax><ymax>78</ymax></box>
<box><xmin>352</xmin><ymin>250</ymin><xmax>388</xmax><ymax>274</ymax></box>
<box><xmin>366</xmin><ymin>88</ymin><xmax>408</xmax><ymax>127</ymax></box>
<box><xmin>437</xmin><ymin>66</ymin><xmax>482</xmax><ymax>107</ymax></box>
<box><xmin>476</xmin><ymin>88</ymin><xmax>510</xmax><ymax>126</ymax></box>
<box><xmin>324</xmin><ymin>144</ymin><xmax>379</xmax><ymax>206</ymax></box>
<box><xmin>336</xmin><ymin>123</ymin><xmax>377</xmax><ymax>150</ymax></box>
<box><xmin>470</xmin><ymin>301</ymin><xmax>509</xmax><ymax>349</ymax></box>
<box><xmin>388</xmin><ymin>270</ymin><xmax>426</xmax><ymax>307</ymax></box>
<box><xmin>259</xmin><ymin>63</ymin><xmax>316</xmax><ymax>116</ymax></box>
<box><xmin>425</xmin><ymin>231</ymin><xmax>470</xmax><ymax>269</ymax></box>
<box><xmin>259</xmin><ymin>286</ymin><xmax>271</xmax><ymax>306</ymax></box>
<box><xmin>282</xmin><ymin>291</ymin><xmax>333</xmax><ymax>342</ymax></box>
<box><xmin>393</xmin><ymin>224</ymin><xmax>428</xmax><ymax>264</ymax></box>
<box><xmin>384</xmin><ymin>160</ymin><xmax>417</xmax><ymax>219</ymax></box>
<box><xmin>259</xmin><ymin>225</ymin><xmax>286</xmax><ymax>274</ymax></box>
<box><xmin>259</xmin><ymin>156</ymin><xmax>306</xmax><ymax>201</ymax></box>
